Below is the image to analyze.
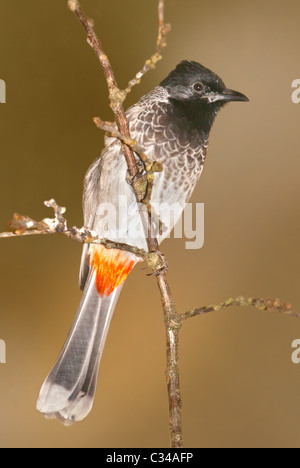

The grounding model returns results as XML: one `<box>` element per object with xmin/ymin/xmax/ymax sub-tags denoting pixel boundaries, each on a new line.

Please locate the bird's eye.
<box><xmin>193</xmin><ymin>82</ymin><xmax>204</xmax><ymax>93</ymax></box>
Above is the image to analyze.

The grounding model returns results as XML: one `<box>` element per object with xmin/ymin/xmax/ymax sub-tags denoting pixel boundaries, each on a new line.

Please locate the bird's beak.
<box><xmin>219</xmin><ymin>88</ymin><xmax>249</xmax><ymax>102</ymax></box>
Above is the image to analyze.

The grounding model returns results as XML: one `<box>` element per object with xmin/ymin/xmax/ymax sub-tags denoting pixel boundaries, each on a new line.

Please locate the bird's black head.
<box><xmin>160</xmin><ymin>61</ymin><xmax>248</xmax><ymax>135</ymax></box>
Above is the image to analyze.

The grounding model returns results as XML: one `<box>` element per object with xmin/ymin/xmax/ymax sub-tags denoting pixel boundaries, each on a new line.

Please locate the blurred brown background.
<box><xmin>0</xmin><ymin>0</ymin><xmax>299</xmax><ymax>448</ymax></box>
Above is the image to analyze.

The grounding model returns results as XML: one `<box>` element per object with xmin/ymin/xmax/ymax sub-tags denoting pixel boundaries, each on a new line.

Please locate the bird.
<box><xmin>36</xmin><ymin>60</ymin><xmax>248</xmax><ymax>425</ymax></box>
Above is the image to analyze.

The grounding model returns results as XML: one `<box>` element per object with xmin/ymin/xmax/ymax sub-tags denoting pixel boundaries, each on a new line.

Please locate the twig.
<box><xmin>0</xmin><ymin>199</ymin><xmax>148</xmax><ymax>261</ymax></box>
<box><xmin>123</xmin><ymin>0</ymin><xmax>171</xmax><ymax>97</ymax></box>
<box><xmin>180</xmin><ymin>296</ymin><xmax>296</xmax><ymax>321</ymax></box>
<box><xmin>163</xmin><ymin>296</ymin><xmax>295</xmax><ymax>334</ymax></box>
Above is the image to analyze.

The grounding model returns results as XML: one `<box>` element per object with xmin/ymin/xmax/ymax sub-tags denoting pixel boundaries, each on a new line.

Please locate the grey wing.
<box><xmin>79</xmin><ymin>136</ymin><xmax>132</xmax><ymax>290</ymax></box>
<box><xmin>79</xmin><ymin>154</ymin><xmax>103</xmax><ymax>290</ymax></box>
<box><xmin>79</xmin><ymin>117</ymin><xmax>146</xmax><ymax>289</ymax></box>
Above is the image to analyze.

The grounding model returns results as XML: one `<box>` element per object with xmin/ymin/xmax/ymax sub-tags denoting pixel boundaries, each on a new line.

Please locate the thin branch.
<box><xmin>123</xmin><ymin>0</ymin><xmax>171</xmax><ymax>97</ymax></box>
<box><xmin>180</xmin><ymin>296</ymin><xmax>296</xmax><ymax>321</ymax></box>
<box><xmin>0</xmin><ymin>199</ymin><xmax>149</xmax><ymax>260</ymax></box>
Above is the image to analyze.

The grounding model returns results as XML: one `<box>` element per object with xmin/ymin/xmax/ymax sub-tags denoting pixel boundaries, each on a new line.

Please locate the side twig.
<box><xmin>123</xmin><ymin>0</ymin><xmax>171</xmax><ymax>97</ymax></box>
<box><xmin>181</xmin><ymin>296</ymin><xmax>295</xmax><ymax>321</ymax></box>
<box><xmin>0</xmin><ymin>199</ymin><xmax>148</xmax><ymax>260</ymax></box>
